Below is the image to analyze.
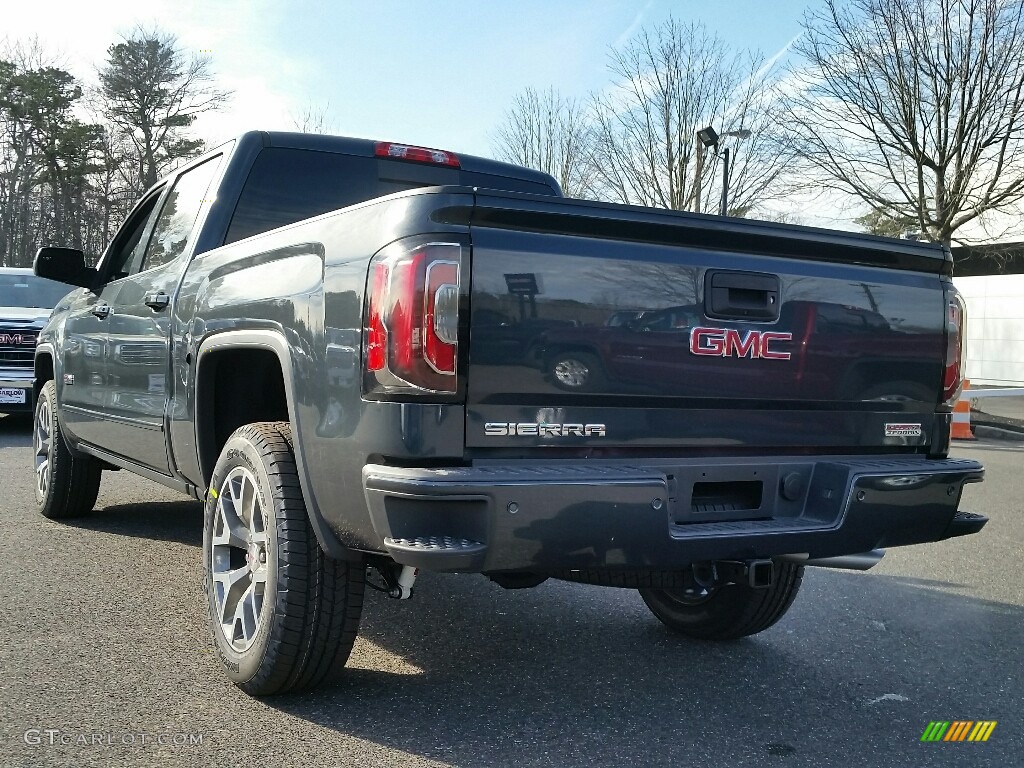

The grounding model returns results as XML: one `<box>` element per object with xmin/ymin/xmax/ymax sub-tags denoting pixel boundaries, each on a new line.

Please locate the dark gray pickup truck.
<box><xmin>31</xmin><ymin>131</ymin><xmax>985</xmax><ymax>696</ymax></box>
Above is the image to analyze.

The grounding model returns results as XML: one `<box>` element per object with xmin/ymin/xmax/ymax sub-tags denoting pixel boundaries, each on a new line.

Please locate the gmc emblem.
<box><xmin>0</xmin><ymin>332</ymin><xmax>35</xmax><ymax>346</ymax></box>
<box><xmin>689</xmin><ymin>326</ymin><xmax>793</xmax><ymax>360</ymax></box>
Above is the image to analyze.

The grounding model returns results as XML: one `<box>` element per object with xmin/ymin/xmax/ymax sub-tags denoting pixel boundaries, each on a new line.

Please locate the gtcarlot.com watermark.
<box><xmin>24</xmin><ymin>729</ymin><xmax>203</xmax><ymax>747</ymax></box>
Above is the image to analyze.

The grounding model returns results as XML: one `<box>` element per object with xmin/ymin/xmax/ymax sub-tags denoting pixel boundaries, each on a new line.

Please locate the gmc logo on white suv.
<box><xmin>689</xmin><ymin>326</ymin><xmax>793</xmax><ymax>360</ymax></box>
<box><xmin>0</xmin><ymin>333</ymin><xmax>35</xmax><ymax>346</ymax></box>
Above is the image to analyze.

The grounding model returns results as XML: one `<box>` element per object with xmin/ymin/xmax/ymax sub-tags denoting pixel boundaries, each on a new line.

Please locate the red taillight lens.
<box><xmin>364</xmin><ymin>242</ymin><xmax>462</xmax><ymax>396</ymax></box>
<box><xmin>943</xmin><ymin>293</ymin><xmax>966</xmax><ymax>406</ymax></box>
<box><xmin>374</xmin><ymin>141</ymin><xmax>460</xmax><ymax>167</ymax></box>
<box><xmin>388</xmin><ymin>252</ymin><xmax>425</xmax><ymax>374</ymax></box>
<box><xmin>366</xmin><ymin>263</ymin><xmax>390</xmax><ymax>372</ymax></box>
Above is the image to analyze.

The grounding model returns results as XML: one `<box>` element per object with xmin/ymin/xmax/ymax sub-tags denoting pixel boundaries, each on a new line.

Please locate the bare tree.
<box><xmin>98</xmin><ymin>27</ymin><xmax>229</xmax><ymax>194</ymax></box>
<box><xmin>492</xmin><ymin>87</ymin><xmax>594</xmax><ymax>197</ymax></box>
<box><xmin>786</xmin><ymin>0</ymin><xmax>1024</xmax><ymax>245</ymax></box>
<box><xmin>291</xmin><ymin>101</ymin><xmax>337</xmax><ymax>134</ymax></box>
<box><xmin>589</xmin><ymin>17</ymin><xmax>789</xmax><ymax>215</ymax></box>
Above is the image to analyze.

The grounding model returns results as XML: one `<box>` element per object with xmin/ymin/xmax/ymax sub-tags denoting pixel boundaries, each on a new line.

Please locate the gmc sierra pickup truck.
<box><xmin>31</xmin><ymin>131</ymin><xmax>986</xmax><ymax>696</ymax></box>
<box><xmin>0</xmin><ymin>268</ymin><xmax>75</xmax><ymax>413</ymax></box>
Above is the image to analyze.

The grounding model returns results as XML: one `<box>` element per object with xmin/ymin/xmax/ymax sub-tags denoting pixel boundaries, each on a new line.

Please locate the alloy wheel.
<box><xmin>33</xmin><ymin>397</ymin><xmax>52</xmax><ymax>501</ymax></box>
<box><xmin>210</xmin><ymin>466</ymin><xmax>270</xmax><ymax>652</ymax></box>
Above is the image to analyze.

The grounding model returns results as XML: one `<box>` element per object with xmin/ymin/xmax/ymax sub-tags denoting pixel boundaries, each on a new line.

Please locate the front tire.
<box><xmin>639</xmin><ymin>561</ymin><xmax>804</xmax><ymax>640</ymax></box>
<box><xmin>203</xmin><ymin>421</ymin><xmax>364</xmax><ymax>696</ymax></box>
<box><xmin>33</xmin><ymin>379</ymin><xmax>102</xmax><ymax>519</ymax></box>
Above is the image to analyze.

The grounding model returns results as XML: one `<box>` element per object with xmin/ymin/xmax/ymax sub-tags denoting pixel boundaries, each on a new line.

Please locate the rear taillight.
<box><xmin>943</xmin><ymin>292</ymin><xmax>966</xmax><ymax>407</ymax></box>
<box><xmin>363</xmin><ymin>242</ymin><xmax>463</xmax><ymax>396</ymax></box>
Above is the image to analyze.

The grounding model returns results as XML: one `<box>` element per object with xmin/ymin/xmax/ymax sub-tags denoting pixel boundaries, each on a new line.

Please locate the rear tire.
<box><xmin>639</xmin><ymin>561</ymin><xmax>803</xmax><ymax>640</ymax></box>
<box><xmin>33</xmin><ymin>380</ymin><xmax>102</xmax><ymax>519</ymax></box>
<box><xmin>203</xmin><ymin>421</ymin><xmax>364</xmax><ymax>696</ymax></box>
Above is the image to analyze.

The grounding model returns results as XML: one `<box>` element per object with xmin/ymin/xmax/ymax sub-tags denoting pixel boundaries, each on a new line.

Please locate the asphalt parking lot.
<box><xmin>0</xmin><ymin>413</ymin><xmax>1020</xmax><ymax>767</ymax></box>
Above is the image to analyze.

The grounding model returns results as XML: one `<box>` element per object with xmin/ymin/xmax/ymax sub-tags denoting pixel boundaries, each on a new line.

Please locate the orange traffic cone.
<box><xmin>950</xmin><ymin>379</ymin><xmax>975</xmax><ymax>440</ymax></box>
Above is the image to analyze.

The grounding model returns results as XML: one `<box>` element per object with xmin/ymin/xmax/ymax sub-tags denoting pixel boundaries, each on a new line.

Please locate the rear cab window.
<box><xmin>225</xmin><ymin>147</ymin><xmax>557</xmax><ymax>244</ymax></box>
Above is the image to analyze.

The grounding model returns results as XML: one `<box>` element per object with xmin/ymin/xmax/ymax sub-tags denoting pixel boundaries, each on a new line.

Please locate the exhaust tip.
<box><xmin>779</xmin><ymin>549</ymin><xmax>885</xmax><ymax>571</ymax></box>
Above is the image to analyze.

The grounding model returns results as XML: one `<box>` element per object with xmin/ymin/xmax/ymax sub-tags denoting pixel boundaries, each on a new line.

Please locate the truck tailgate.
<box><xmin>465</xmin><ymin>193</ymin><xmax>950</xmax><ymax>452</ymax></box>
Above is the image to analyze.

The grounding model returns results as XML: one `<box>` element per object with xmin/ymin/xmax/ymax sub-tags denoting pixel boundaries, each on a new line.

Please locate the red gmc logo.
<box><xmin>689</xmin><ymin>326</ymin><xmax>793</xmax><ymax>360</ymax></box>
<box><xmin>0</xmin><ymin>333</ymin><xmax>35</xmax><ymax>345</ymax></box>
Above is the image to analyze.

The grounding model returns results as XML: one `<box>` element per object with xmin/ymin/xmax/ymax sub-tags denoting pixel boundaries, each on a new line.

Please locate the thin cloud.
<box><xmin>732</xmin><ymin>33</ymin><xmax>801</xmax><ymax>101</ymax></box>
<box><xmin>762</xmin><ymin>33</ymin><xmax>801</xmax><ymax>75</ymax></box>
<box><xmin>614</xmin><ymin>0</ymin><xmax>655</xmax><ymax>49</ymax></box>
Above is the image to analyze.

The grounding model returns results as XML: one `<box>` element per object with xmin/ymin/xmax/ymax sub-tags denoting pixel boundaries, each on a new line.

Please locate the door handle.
<box><xmin>91</xmin><ymin>303</ymin><xmax>111</xmax><ymax>319</ymax></box>
<box><xmin>144</xmin><ymin>292</ymin><xmax>170</xmax><ymax>311</ymax></box>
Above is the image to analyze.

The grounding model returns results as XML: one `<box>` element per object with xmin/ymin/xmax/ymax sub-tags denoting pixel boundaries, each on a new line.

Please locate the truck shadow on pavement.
<box><xmin>69</xmin><ymin>499</ymin><xmax>204</xmax><ymax>547</ymax></box>
<box><xmin>260</xmin><ymin>569</ymin><xmax>1022</xmax><ymax>766</ymax></box>
<box><xmin>0</xmin><ymin>412</ymin><xmax>32</xmax><ymax>440</ymax></box>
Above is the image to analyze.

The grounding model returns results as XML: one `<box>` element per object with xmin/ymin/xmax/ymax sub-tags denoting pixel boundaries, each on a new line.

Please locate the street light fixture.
<box><xmin>697</xmin><ymin>127</ymin><xmax>719</xmax><ymax>149</ymax></box>
<box><xmin>695</xmin><ymin>126</ymin><xmax>751</xmax><ymax>216</ymax></box>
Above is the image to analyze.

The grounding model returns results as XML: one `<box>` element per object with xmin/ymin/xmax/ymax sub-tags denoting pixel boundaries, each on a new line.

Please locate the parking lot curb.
<box><xmin>973</xmin><ymin>424</ymin><xmax>1024</xmax><ymax>442</ymax></box>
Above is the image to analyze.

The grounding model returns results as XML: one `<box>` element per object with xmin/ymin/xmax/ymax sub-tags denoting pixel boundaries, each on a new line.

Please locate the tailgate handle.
<box><xmin>705</xmin><ymin>271</ymin><xmax>780</xmax><ymax>321</ymax></box>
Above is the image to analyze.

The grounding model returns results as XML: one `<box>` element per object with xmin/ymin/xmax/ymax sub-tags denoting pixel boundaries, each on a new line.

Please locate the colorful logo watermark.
<box><xmin>921</xmin><ymin>721</ymin><xmax>997</xmax><ymax>742</ymax></box>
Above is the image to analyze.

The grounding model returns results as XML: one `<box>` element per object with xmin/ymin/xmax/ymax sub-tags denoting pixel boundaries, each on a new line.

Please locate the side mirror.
<box><xmin>34</xmin><ymin>247</ymin><xmax>97</xmax><ymax>289</ymax></box>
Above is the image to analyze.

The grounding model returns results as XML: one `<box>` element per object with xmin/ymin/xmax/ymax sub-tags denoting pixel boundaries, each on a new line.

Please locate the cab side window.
<box><xmin>140</xmin><ymin>156</ymin><xmax>223</xmax><ymax>273</ymax></box>
<box><xmin>103</xmin><ymin>193</ymin><xmax>163</xmax><ymax>282</ymax></box>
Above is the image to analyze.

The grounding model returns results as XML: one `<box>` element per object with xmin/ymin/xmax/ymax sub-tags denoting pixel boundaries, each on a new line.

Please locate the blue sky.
<box><xmin>7</xmin><ymin>0</ymin><xmax>808</xmax><ymax>157</ymax></box>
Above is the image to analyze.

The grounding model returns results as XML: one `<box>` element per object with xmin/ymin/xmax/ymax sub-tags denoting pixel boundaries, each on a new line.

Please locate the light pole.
<box><xmin>696</xmin><ymin>126</ymin><xmax>751</xmax><ymax>216</ymax></box>
<box><xmin>720</xmin><ymin>146</ymin><xmax>731</xmax><ymax>216</ymax></box>
<box><xmin>696</xmin><ymin>127</ymin><xmax>719</xmax><ymax>215</ymax></box>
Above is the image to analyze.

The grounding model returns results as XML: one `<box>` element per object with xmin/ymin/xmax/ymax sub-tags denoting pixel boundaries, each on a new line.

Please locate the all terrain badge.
<box><xmin>885</xmin><ymin>423</ymin><xmax>923</xmax><ymax>438</ymax></box>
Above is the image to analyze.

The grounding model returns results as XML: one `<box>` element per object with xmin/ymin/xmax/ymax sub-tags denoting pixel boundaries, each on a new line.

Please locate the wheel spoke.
<box><xmin>212</xmin><ymin>496</ymin><xmax>247</xmax><ymax>548</ymax></box>
<box><xmin>232</xmin><ymin>582</ymin><xmax>261</xmax><ymax>644</ymax></box>
<box><xmin>240</xmin><ymin>475</ymin><xmax>256</xmax><ymax>530</ymax></box>
<box><xmin>35</xmin><ymin>460</ymin><xmax>48</xmax><ymax>495</ymax></box>
<box><xmin>250</xmin><ymin>496</ymin><xmax>267</xmax><ymax>545</ymax></box>
<box><xmin>228</xmin><ymin>475</ymin><xmax>243</xmax><ymax>513</ymax></box>
<box><xmin>250</xmin><ymin>563</ymin><xmax>268</xmax><ymax>586</ymax></box>
<box><xmin>215</xmin><ymin>565</ymin><xmax>251</xmax><ymax>625</ymax></box>
<box><xmin>34</xmin><ymin>419</ymin><xmax>50</xmax><ymax>455</ymax></box>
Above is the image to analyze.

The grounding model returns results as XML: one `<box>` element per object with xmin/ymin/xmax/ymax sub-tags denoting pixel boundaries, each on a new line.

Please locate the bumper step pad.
<box><xmin>384</xmin><ymin>536</ymin><xmax>487</xmax><ymax>571</ymax></box>
<box><xmin>943</xmin><ymin>511</ymin><xmax>988</xmax><ymax>539</ymax></box>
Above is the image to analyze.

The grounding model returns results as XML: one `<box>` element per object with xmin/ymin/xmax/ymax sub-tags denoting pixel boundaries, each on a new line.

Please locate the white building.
<box><xmin>955</xmin><ymin>273</ymin><xmax>1024</xmax><ymax>387</ymax></box>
